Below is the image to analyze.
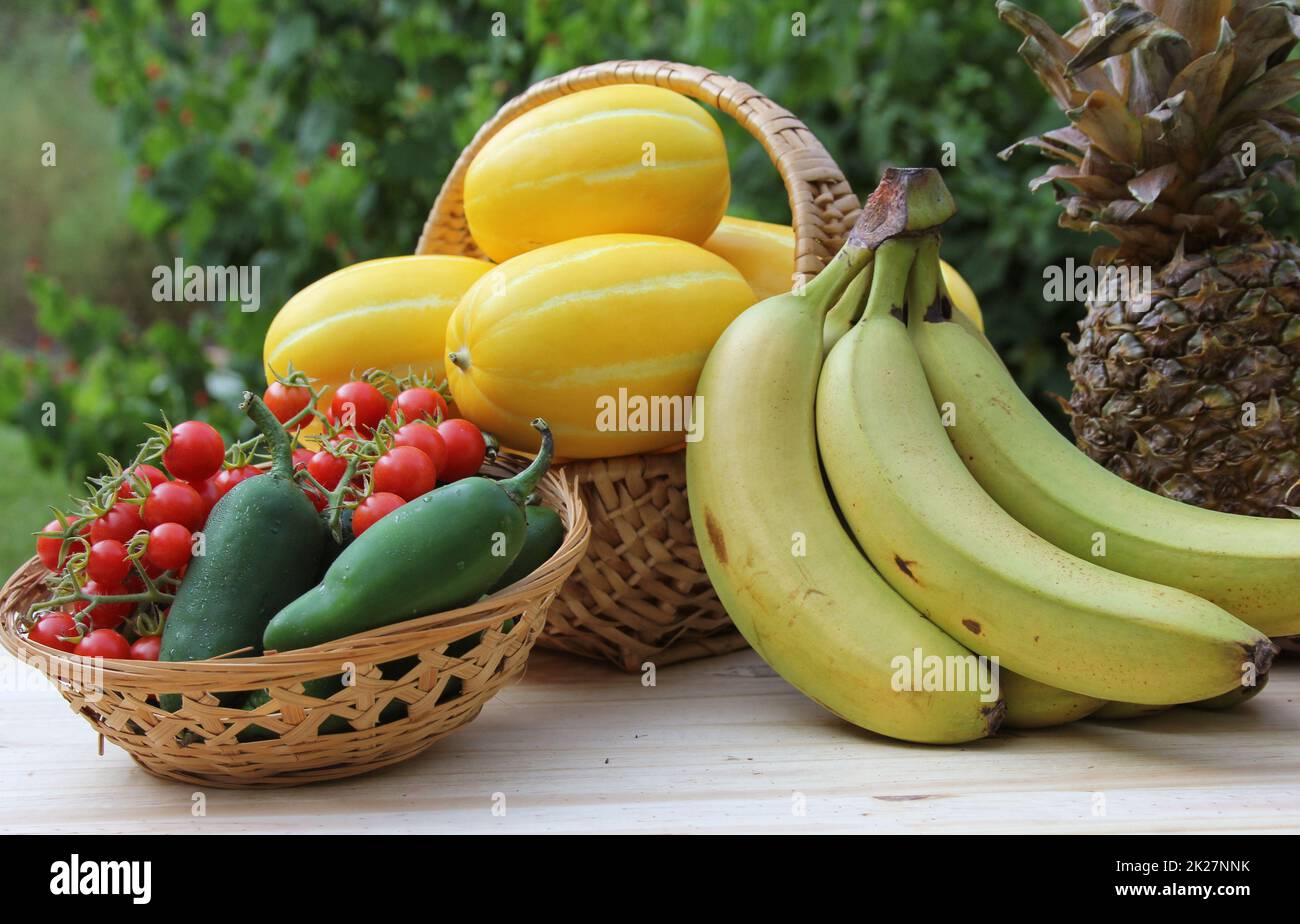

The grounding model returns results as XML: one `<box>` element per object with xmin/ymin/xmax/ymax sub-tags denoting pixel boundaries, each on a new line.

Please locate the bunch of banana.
<box><xmin>685</xmin><ymin>177</ymin><xmax>1002</xmax><ymax>745</ymax></box>
<box><xmin>689</xmin><ymin>168</ymin><xmax>1285</xmax><ymax>744</ymax></box>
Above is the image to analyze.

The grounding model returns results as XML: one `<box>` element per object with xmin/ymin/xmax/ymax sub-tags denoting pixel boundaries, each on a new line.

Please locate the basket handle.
<box><xmin>415</xmin><ymin>59</ymin><xmax>862</xmax><ymax>281</ymax></box>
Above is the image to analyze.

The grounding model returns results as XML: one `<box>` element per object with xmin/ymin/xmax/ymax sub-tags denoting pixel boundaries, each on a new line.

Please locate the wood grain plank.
<box><xmin>1</xmin><ymin>650</ymin><xmax>1297</xmax><ymax>834</ymax></box>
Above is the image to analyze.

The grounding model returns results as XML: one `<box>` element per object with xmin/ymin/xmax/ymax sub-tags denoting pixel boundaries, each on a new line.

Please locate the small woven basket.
<box><xmin>0</xmin><ymin>459</ymin><xmax>589</xmax><ymax>788</ymax></box>
<box><xmin>417</xmin><ymin>60</ymin><xmax>862</xmax><ymax>672</ymax></box>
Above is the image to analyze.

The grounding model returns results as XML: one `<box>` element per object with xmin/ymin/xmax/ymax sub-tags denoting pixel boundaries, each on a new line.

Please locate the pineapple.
<box><xmin>999</xmin><ymin>0</ymin><xmax>1300</xmax><ymax>517</ymax></box>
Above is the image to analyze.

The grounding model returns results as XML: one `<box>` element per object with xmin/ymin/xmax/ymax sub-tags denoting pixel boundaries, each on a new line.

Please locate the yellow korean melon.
<box><xmin>463</xmin><ymin>85</ymin><xmax>731</xmax><ymax>262</ymax></box>
<box><xmin>262</xmin><ymin>255</ymin><xmax>491</xmax><ymax>402</ymax></box>
<box><xmin>704</xmin><ymin>215</ymin><xmax>985</xmax><ymax>330</ymax></box>
<box><xmin>702</xmin><ymin>215</ymin><xmax>799</xmax><ymax>301</ymax></box>
<box><xmin>445</xmin><ymin>234</ymin><xmax>755</xmax><ymax>458</ymax></box>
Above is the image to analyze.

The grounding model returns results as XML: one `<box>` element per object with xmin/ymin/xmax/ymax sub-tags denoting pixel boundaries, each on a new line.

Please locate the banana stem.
<box><xmin>823</xmin><ymin>260</ymin><xmax>875</xmax><ymax>357</ymax></box>
<box><xmin>851</xmin><ymin>167</ymin><xmax>956</xmax><ymax>251</ymax></box>
<box><xmin>858</xmin><ymin>238</ymin><xmax>920</xmax><ymax>325</ymax></box>
<box><xmin>798</xmin><ymin>241</ymin><xmax>872</xmax><ymax>311</ymax></box>
<box><xmin>905</xmin><ymin>235</ymin><xmax>947</xmax><ymax>326</ymax></box>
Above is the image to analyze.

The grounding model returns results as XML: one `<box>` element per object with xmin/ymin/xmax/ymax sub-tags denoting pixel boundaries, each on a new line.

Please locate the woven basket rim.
<box><xmin>0</xmin><ymin>459</ymin><xmax>590</xmax><ymax>693</ymax></box>
<box><xmin>415</xmin><ymin>59</ymin><xmax>862</xmax><ymax>277</ymax></box>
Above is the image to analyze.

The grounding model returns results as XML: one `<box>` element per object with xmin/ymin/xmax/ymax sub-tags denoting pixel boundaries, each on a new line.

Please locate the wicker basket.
<box><xmin>0</xmin><ymin>459</ymin><xmax>589</xmax><ymax>788</ymax></box>
<box><xmin>416</xmin><ymin>60</ymin><xmax>862</xmax><ymax>672</ymax></box>
<box><xmin>416</xmin><ymin>63</ymin><xmax>863</xmax><ymax>670</ymax></box>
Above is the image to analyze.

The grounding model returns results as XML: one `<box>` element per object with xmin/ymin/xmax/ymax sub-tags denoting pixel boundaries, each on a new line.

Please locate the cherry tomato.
<box><xmin>304</xmin><ymin>486</ymin><xmax>329</xmax><ymax>512</ymax></box>
<box><xmin>292</xmin><ymin>448</ymin><xmax>313</xmax><ymax>471</ymax></box>
<box><xmin>162</xmin><ymin>420</ymin><xmax>225</xmax><ymax>482</ymax></box>
<box><xmin>212</xmin><ymin>467</ymin><xmax>242</xmax><ymax>497</ymax></box>
<box><xmin>263</xmin><ymin>382</ymin><xmax>313</xmax><ymax>428</ymax></box>
<box><xmin>437</xmin><ymin>418</ymin><xmax>487</xmax><ymax>482</ymax></box>
<box><xmin>118</xmin><ymin>463</ymin><xmax>168</xmax><ymax>498</ymax></box>
<box><xmin>89</xmin><ymin>503</ymin><xmax>144</xmax><ymax>545</ymax></box>
<box><xmin>74</xmin><ymin>628</ymin><xmax>131</xmax><ymax>660</ymax></box>
<box><xmin>71</xmin><ymin>581</ymin><xmax>134</xmax><ymax>630</ymax></box>
<box><xmin>146</xmin><ymin>522</ymin><xmax>192</xmax><ymax>572</ymax></box>
<box><xmin>213</xmin><ymin>465</ymin><xmax>263</xmax><ymax>498</ymax></box>
<box><xmin>143</xmin><ymin>480</ymin><xmax>206</xmax><ymax>531</ymax></box>
<box><xmin>188</xmin><ymin>478</ymin><xmax>223</xmax><ymax>522</ymax></box>
<box><xmin>352</xmin><ymin>492</ymin><xmax>406</xmax><ymax>536</ymax></box>
<box><xmin>130</xmin><ymin>635</ymin><xmax>162</xmax><ymax>661</ymax></box>
<box><xmin>29</xmin><ymin>612</ymin><xmax>81</xmax><ymax>652</ymax></box>
<box><xmin>373</xmin><ymin>446</ymin><xmax>436</xmax><ymax>500</ymax></box>
<box><xmin>86</xmin><ymin>539</ymin><xmax>131</xmax><ymax>586</ymax></box>
<box><xmin>328</xmin><ymin>381</ymin><xmax>389</xmax><ymax>435</ymax></box>
<box><xmin>307</xmin><ymin>450</ymin><xmax>348</xmax><ymax>490</ymax></box>
<box><xmin>388</xmin><ymin>387</ymin><xmax>449</xmax><ymax>426</ymax></box>
<box><xmin>36</xmin><ymin>519</ymin><xmax>69</xmax><ymax>572</ymax></box>
<box><xmin>134</xmin><ymin>463</ymin><xmax>168</xmax><ymax>486</ymax></box>
<box><xmin>393</xmin><ymin>421</ymin><xmax>447</xmax><ymax>475</ymax></box>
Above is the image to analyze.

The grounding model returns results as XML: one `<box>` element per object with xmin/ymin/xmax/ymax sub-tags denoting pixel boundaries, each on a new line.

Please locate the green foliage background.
<box><xmin>4</xmin><ymin>0</ymin><xmax>1298</xmax><ymax>555</ymax></box>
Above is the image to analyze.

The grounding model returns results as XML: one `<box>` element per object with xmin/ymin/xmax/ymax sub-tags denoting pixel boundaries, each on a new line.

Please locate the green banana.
<box><xmin>686</xmin><ymin>171</ymin><xmax>1003</xmax><ymax>744</ymax></box>
<box><xmin>1001</xmin><ymin>669</ymin><xmax>1104</xmax><ymax>729</ymax></box>
<box><xmin>909</xmin><ymin>264</ymin><xmax>1300</xmax><ymax>639</ymax></box>
<box><xmin>815</xmin><ymin>181</ymin><xmax>1275</xmax><ymax>705</ymax></box>
<box><xmin>1092</xmin><ymin>673</ymin><xmax>1268</xmax><ymax>719</ymax></box>
<box><xmin>1187</xmin><ymin>672</ymin><xmax>1270</xmax><ymax>711</ymax></box>
<box><xmin>1091</xmin><ymin>701</ymin><xmax>1175</xmax><ymax>721</ymax></box>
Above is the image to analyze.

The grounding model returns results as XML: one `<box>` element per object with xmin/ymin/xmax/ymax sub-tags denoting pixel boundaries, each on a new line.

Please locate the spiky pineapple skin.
<box><xmin>1068</xmin><ymin>235</ymin><xmax>1300</xmax><ymax>517</ymax></box>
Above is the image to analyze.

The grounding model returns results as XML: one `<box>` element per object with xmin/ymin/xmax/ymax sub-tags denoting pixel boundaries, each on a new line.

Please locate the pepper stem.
<box><xmin>241</xmin><ymin>392</ymin><xmax>294</xmax><ymax>479</ymax></box>
<box><xmin>500</xmin><ymin>418</ymin><xmax>553</xmax><ymax>506</ymax></box>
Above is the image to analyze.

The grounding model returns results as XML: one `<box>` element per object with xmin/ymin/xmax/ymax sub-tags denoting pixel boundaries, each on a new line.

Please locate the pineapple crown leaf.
<box><xmin>1065</xmin><ymin>3</ymin><xmax>1159</xmax><ymax>77</ymax></box>
<box><xmin>1000</xmin><ymin>0</ymin><xmax>1300</xmax><ymax>259</ymax></box>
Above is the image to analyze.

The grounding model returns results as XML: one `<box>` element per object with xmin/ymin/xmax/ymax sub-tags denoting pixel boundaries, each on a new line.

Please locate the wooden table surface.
<box><xmin>2</xmin><ymin>648</ymin><xmax>1297</xmax><ymax>834</ymax></box>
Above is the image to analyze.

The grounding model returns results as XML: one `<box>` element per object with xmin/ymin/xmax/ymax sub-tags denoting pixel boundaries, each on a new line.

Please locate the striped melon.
<box><xmin>445</xmin><ymin>234</ymin><xmax>754</xmax><ymax>458</ymax></box>
<box><xmin>263</xmin><ymin>255</ymin><xmax>491</xmax><ymax>402</ymax></box>
<box><xmin>464</xmin><ymin>85</ymin><xmax>731</xmax><ymax>263</ymax></box>
<box><xmin>704</xmin><ymin>215</ymin><xmax>986</xmax><ymax>330</ymax></box>
<box><xmin>702</xmin><ymin>215</ymin><xmax>799</xmax><ymax>301</ymax></box>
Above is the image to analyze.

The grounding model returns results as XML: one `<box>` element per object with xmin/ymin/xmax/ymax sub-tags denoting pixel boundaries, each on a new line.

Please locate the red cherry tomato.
<box><xmin>134</xmin><ymin>463</ymin><xmax>168</xmax><ymax>486</ymax></box>
<box><xmin>36</xmin><ymin>519</ymin><xmax>69</xmax><ymax>572</ymax></box>
<box><xmin>186</xmin><ymin>478</ymin><xmax>222</xmax><ymax>522</ymax></box>
<box><xmin>328</xmin><ymin>381</ymin><xmax>389</xmax><ymax>435</ymax></box>
<box><xmin>29</xmin><ymin>612</ymin><xmax>81</xmax><ymax>652</ymax></box>
<box><xmin>146</xmin><ymin>522</ymin><xmax>193</xmax><ymax>572</ymax></box>
<box><xmin>373</xmin><ymin>446</ymin><xmax>437</xmax><ymax>500</ymax></box>
<box><xmin>212</xmin><ymin>467</ymin><xmax>242</xmax><ymax>497</ymax></box>
<box><xmin>393</xmin><ymin>421</ymin><xmax>448</xmax><ymax>475</ymax></box>
<box><xmin>213</xmin><ymin>465</ymin><xmax>263</xmax><ymax>498</ymax></box>
<box><xmin>162</xmin><ymin>420</ymin><xmax>225</xmax><ymax>482</ymax></box>
<box><xmin>307</xmin><ymin>450</ymin><xmax>348</xmax><ymax>491</ymax></box>
<box><xmin>143</xmin><ymin>480</ymin><xmax>206</xmax><ymax>531</ymax></box>
<box><xmin>130</xmin><ymin>635</ymin><xmax>162</xmax><ymax>661</ymax></box>
<box><xmin>71</xmin><ymin>581</ymin><xmax>134</xmax><ymax>630</ymax></box>
<box><xmin>74</xmin><ymin>628</ymin><xmax>131</xmax><ymax>660</ymax></box>
<box><xmin>352</xmin><ymin>493</ymin><xmax>406</xmax><ymax>536</ymax></box>
<box><xmin>117</xmin><ymin>463</ymin><xmax>168</xmax><ymax>498</ymax></box>
<box><xmin>86</xmin><ymin>539</ymin><xmax>131</xmax><ymax>586</ymax></box>
<box><xmin>263</xmin><ymin>382</ymin><xmax>313</xmax><ymax>428</ymax></box>
<box><xmin>292</xmin><ymin>448</ymin><xmax>313</xmax><ymax>471</ymax></box>
<box><xmin>89</xmin><ymin>503</ymin><xmax>144</xmax><ymax>545</ymax></box>
<box><xmin>304</xmin><ymin>487</ymin><xmax>329</xmax><ymax>512</ymax></box>
<box><xmin>437</xmin><ymin>418</ymin><xmax>487</xmax><ymax>482</ymax></box>
<box><xmin>388</xmin><ymin>387</ymin><xmax>449</xmax><ymax>426</ymax></box>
